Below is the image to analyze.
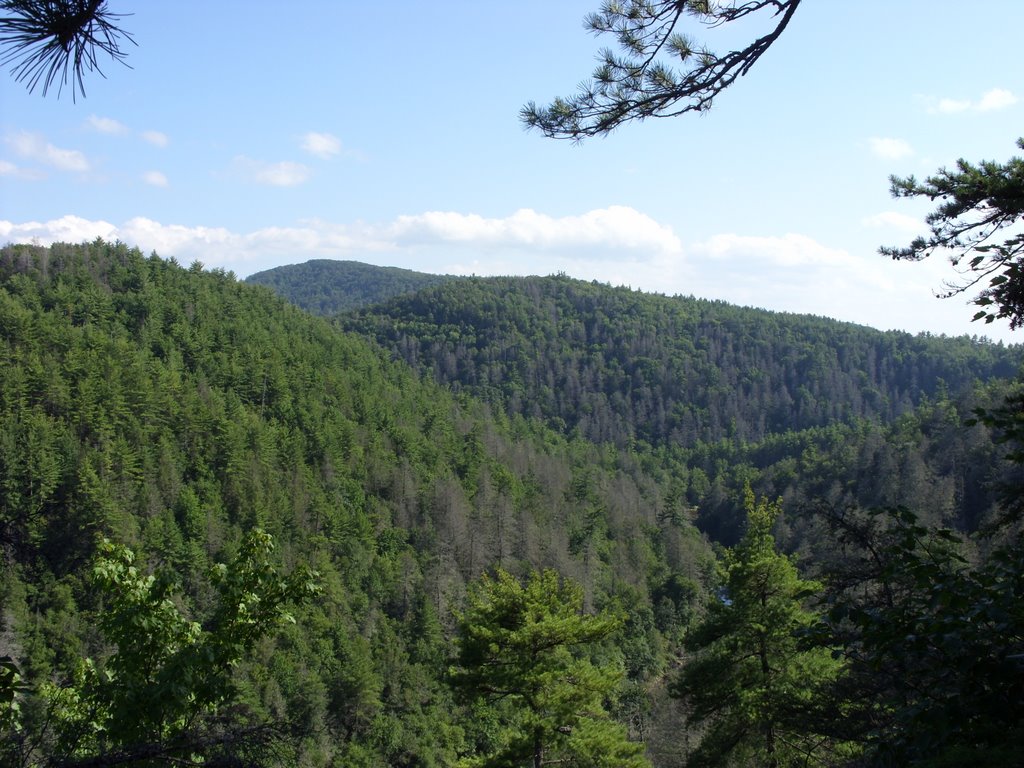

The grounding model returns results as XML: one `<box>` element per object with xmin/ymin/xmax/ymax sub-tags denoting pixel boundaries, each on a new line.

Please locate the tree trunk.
<box><xmin>758</xmin><ymin>627</ymin><xmax>777</xmax><ymax>767</ymax></box>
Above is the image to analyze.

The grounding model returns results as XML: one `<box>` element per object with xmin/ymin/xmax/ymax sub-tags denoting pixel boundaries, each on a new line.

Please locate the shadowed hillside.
<box><xmin>340</xmin><ymin>273</ymin><xmax>1021</xmax><ymax>446</ymax></box>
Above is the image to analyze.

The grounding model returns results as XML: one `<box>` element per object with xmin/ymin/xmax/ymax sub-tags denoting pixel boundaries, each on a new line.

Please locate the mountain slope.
<box><xmin>245</xmin><ymin>259</ymin><xmax>460</xmax><ymax>314</ymax></box>
<box><xmin>0</xmin><ymin>241</ymin><xmax>707</xmax><ymax>765</ymax></box>
<box><xmin>332</xmin><ymin>273</ymin><xmax>1021</xmax><ymax>543</ymax></box>
<box><xmin>340</xmin><ymin>273</ymin><xmax>1022</xmax><ymax>447</ymax></box>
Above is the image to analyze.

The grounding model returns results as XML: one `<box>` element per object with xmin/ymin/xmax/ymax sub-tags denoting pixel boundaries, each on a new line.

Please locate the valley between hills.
<box><xmin>1</xmin><ymin>242</ymin><xmax>1022</xmax><ymax>766</ymax></box>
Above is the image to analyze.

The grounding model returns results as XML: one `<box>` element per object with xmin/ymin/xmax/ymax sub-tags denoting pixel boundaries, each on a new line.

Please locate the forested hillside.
<box><xmin>0</xmin><ymin>241</ymin><xmax>709</xmax><ymax>766</ymax></box>
<box><xmin>342</xmin><ymin>274</ymin><xmax>1021</xmax><ymax>446</ymax></box>
<box><xmin>245</xmin><ymin>260</ymin><xmax>459</xmax><ymax>315</ymax></box>
<box><xmin>2</xmin><ymin>243</ymin><xmax>1022</xmax><ymax>767</ymax></box>
<box><xmin>6</xmin><ymin>2</ymin><xmax>1024</xmax><ymax>765</ymax></box>
<box><xmin>334</xmin><ymin>273</ymin><xmax>1022</xmax><ymax>543</ymax></box>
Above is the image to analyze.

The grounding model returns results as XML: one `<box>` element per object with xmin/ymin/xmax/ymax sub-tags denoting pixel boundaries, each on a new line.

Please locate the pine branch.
<box><xmin>0</xmin><ymin>0</ymin><xmax>135</xmax><ymax>100</ymax></box>
<box><xmin>522</xmin><ymin>0</ymin><xmax>802</xmax><ymax>140</ymax></box>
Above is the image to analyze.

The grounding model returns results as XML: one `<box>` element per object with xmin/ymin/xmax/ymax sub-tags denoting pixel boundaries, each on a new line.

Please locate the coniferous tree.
<box><xmin>882</xmin><ymin>138</ymin><xmax>1024</xmax><ymax>329</ymax></box>
<box><xmin>522</xmin><ymin>0</ymin><xmax>802</xmax><ymax>140</ymax></box>
<box><xmin>671</xmin><ymin>489</ymin><xmax>850</xmax><ymax>767</ymax></box>
<box><xmin>451</xmin><ymin>568</ymin><xmax>648</xmax><ymax>768</ymax></box>
<box><xmin>0</xmin><ymin>0</ymin><xmax>134</xmax><ymax>99</ymax></box>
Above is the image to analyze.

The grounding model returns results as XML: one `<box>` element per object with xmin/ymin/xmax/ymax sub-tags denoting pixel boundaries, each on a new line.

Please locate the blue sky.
<box><xmin>2</xmin><ymin>1</ymin><xmax>1023</xmax><ymax>341</ymax></box>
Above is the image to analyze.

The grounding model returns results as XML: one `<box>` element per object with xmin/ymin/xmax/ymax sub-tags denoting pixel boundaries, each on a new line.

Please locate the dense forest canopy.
<box><xmin>340</xmin><ymin>272</ymin><xmax>1020</xmax><ymax>446</ymax></box>
<box><xmin>321</xmin><ymin>268</ymin><xmax>1020</xmax><ymax>545</ymax></box>
<box><xmin>1</xmin><ymin>241</ymin><xmax>1023</xmax><ymax>766</ymax></box>
<box><xmin>0</xmin><ymin>240</ymin><xmax>712</xmax><ymax>766</ymax></box>
<box><xmin>245</xmin><ymin>261</ymin><xmax>460</xmax><ymax>316</ymax></box>
<box><xmin>247</xmin><ymin>260</ymin><xmax>1024</xmax><ymax>546</ymax></box>
<box><xmin>6</xmin><ymin>1</ymin><xmax>1024</xmax><ymax>764</ymax></box>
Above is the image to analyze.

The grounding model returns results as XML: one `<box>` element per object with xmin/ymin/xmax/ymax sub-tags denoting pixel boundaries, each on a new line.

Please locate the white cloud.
<box><xmin>930</xmin><ymin>88</ymin><xmax>1018</xmax><ymax>114</ymax></box>
<box><xmin>142</xmin><ymin>170</ymin><xmax>169</xmax><ymax>187</ymax></box>
<box><xmin>7</xmin><ymin>131</ymin><xmax>90</xmax><ymax>172</ymax></box>
<box><xmin>233</xmin><ymin>156</ymin><xmax>311</xmax><ymax>187</ymax></box>
<box><xmin>977</xmin><ymin>88</ymin><xmax>1018</xmax><ymax>111</ymax></box>
<box><xmin>301</xmin><ymin>132</ymin><xmax>341</xmax><ymax>158</ymax></box>
<box><xmin>257</xmin><ymin>162</ymin><xmax>310</xmax><ymax>187</ymax></box>
<box><xmin>868</xmin><ymin>137</ymin><xmax>913</xmax><ymax>160</ymax></box>
<box><xmin>0</xmin><ymin>207</ymin><xmax>679</xmax><ymax>272</ymax></box>
<box><xmin>116</xmin><ymin>217</ymin><xmax>237</xmax><ymax>256</ymax></box>
<box><xmin>86</xmin><ymin>115</ymin><xmax>129</xmax><ymax>135</ymax></box>
<box><xmin>936</xmin><ymin>98</ymin><xmax>971</xmax><ymax>114</ymax></box>
<box><xmin>0</xmin><ymin>160</ymin><xmax>45</xmax><ymax>181</ymax></box>
<box><xmin>679</xmin><ymin>232</ymin><xmax>974</xmax><ymax>338</ymax></box>
<box><xmin>0</xmin><ymin>215</ymin><xmax>117</xmax><ymax>243</ymax></box>
<box><xmin>693</xmin><ymin>233</ymin><xmax>861</xmax><ymax>270</ymax></box>
<box><xmin>861</xmin><ymin>211</ymin><xmax>925</xmax><ymax>233</ymax></box>
<box><xmin>141</xmin><ymin>130</ymin><xmax>169</xmax><ymax>148</ymax></box>
<box><xmin>0</xmin><ymin>212</ymin><xmax>1009</xmax><ymax>340</ymax></box>
<box><xmin>83</xmin><ymin>118</ymin><xmax>169</xmax><ymax>146</ymax></box>
<box><xmin>387</xmin><ymin>207</ymin><xmax>683</xmax><ymax>256</ymax></box>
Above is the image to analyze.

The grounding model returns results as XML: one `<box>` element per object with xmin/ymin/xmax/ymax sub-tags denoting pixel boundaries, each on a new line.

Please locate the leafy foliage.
<box><xmin>0</xmin><ymin>654</ymin><xmax>28</xmax><ymax>735</ymax></box>
<box><xmin>34</xmin><ymin>530</ymin><xmax>318</xmax><ymax>766</ymax></box>
<box><xmin>814</xmin><ymin>506</ymin><xmax>1024</xmax><ymax>766</ymax></box>
<box><xmin>2</xmin><ymin>240</ymin><xmax>1022</xmax><ymax>766</ymax></box>
<box><xmin>0</xmin><ymin>240</ymin><xmax>703</xmax><ymax>765</ymax></box>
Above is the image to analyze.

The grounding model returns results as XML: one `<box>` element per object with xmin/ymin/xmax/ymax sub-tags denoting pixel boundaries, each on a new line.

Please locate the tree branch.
<box><xmin>523</xmin><ymin>0</ymin><xmax>802</xmax><ymax>140</ymax></box>
<box><xmin>0</xmin><ymin>0</ymin><xmax>135</xmax><ymax>100</ymax></box>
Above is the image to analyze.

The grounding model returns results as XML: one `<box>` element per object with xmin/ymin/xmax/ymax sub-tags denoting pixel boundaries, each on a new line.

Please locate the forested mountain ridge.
<box><xmin>2</xmin><ymin>242</ymin><xmax>1023</xmax><ymax>765</ymax></box>
<box><xmin>0</xmin><ymin>241</ymin><xmax>709</xmax><ymax>765</ymax></box>
<box><xmin>339</xmin><ymin>273</ymin><xmax>1022</xmax><ymax>448</ymax></box>
<box><xmin>238</xmin><ymin>264</ymin><xmax>1024</xmax><ymax>545</ymax></box>
<box><xmin>245</xmin><ymin>259</ymin><xmax>460</xmax><ymax>315</ymax></box>
<box><xmin>324</xmin><ymin>274</ymin><xmax>1024</xmax><ymax>543</ymax></box>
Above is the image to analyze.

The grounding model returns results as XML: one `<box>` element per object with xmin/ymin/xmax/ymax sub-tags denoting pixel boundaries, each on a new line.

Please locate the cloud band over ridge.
<box><xmin>0</xmin><ymin>206</ymin><xmax>979</xmax><ymax>340</ymax></box>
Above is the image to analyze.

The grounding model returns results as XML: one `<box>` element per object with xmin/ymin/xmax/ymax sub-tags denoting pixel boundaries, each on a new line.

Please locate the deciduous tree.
<box><xmin>814</xmin><ymin>505</ymin><xmax>1024</xmax><ymax>766</ymax></box>
<box><xmin>18</xmin><ymin>529</ymin><xmax>319</xmax><ymax>767</ymax></box>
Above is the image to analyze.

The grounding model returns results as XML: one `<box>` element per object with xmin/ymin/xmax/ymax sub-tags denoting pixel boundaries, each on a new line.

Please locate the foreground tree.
<box><xmin>672</xmin><ymin>489</ymin><xmax>849</xmax><ymax>767</ymax></box>
<box><xmin>522</xmin><ymin>0</ymin><xmax>802</xmax><ymax>140</ymax></box>
<box><xmin>881</xmin><ymin>138</ymin><xmax>1024</xmax><ymax>329</ymax></box>
<box><xmin>2</xmin><ymin>529</ymin><xmax>319</xmax><ymax>767</ymax></box>
<box><xmin>815</xmin><ymin>504</ymin><xmax>1024</xmax><ymax>766</ymax></box>
<box><xmin>451</xmin><ymin>568</ymin><xmax>648</xmax><ymax>768</ymax></box>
